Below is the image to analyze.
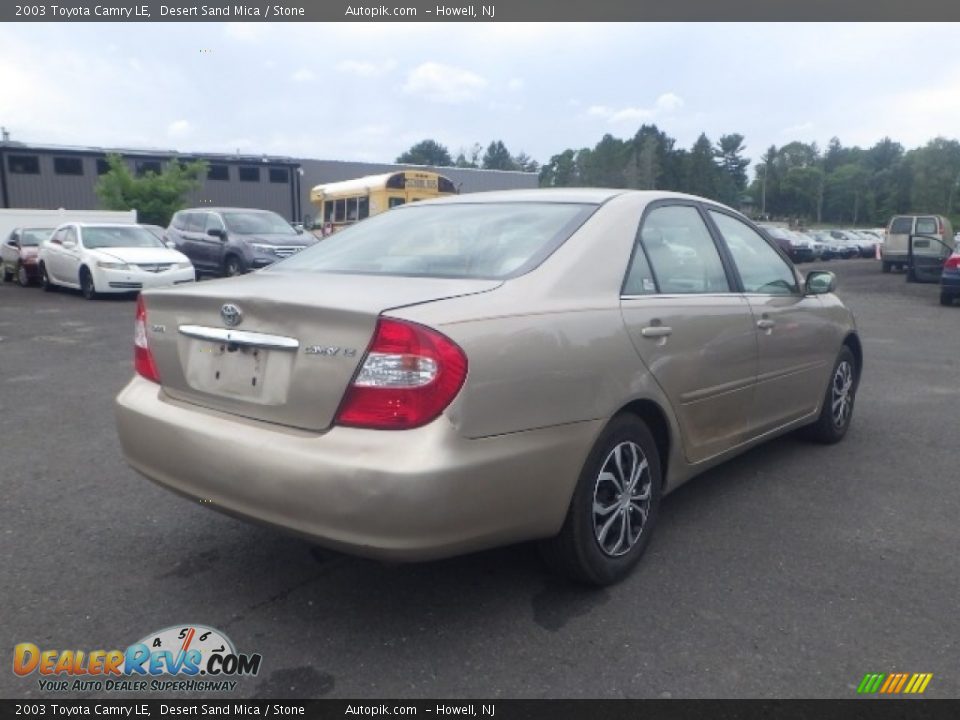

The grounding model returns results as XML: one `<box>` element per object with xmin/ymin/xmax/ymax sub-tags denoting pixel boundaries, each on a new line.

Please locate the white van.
<box><xmin>883</xmin><ymin>215</ymin><xmax>954</xmax><ymax>281</ymax></box>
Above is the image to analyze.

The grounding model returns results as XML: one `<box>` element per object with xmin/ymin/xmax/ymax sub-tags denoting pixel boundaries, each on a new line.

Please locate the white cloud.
<box><xmin>507</xmin><ymin>78</ymin><xmax>524</xmax><ymax>91</ymax></box>
<box><xmin>336</xmin><ymin>59</ymin><xmax>398</xmax><ymax>77</ymax></box>
<box><xmin>291</xmin><ymin>68</ymin><xmax>315</xmax><ymax>83</ymax></box>
<box><xmin>587</xmin><ymin>92</ymin><xmax>684</xmax><ymax>125</ymax></box>
<box><xmin>655</xmin><ymin>92</ymin><xmax>684</xmax><ymax>112</ymax></box>
<box><xmin>403</xmin><ymin>62</ymin><xmax>488</xmax><ymax>103</ymax></box>
<box><xmin>223</xmin><ymin>23</ymin><xmax>262</xmax><ymax>41</ymax></box>
<box><xmin>781</xmin><ymin>121</ymin><xmax>815</xmax><ymax>136</ymax></box>
<box><xmin>166</xmin><ymin>120</ymin><xmax>191</xmax><ymax>138</ymax></box>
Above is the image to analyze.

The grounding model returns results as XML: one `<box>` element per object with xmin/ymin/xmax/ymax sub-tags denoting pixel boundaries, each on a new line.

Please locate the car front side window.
<box><xmin>634</xmin><ymin>204</ymin><xmax>730</xmax><ymax>294</ymax></box>
<box><xmin>709</xmin><ymin>211</ymin><xmax>799</xmax><ymax>295</ymax></box>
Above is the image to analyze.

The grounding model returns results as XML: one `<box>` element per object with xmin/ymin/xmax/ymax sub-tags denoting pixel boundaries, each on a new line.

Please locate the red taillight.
<box><xmin>945</xmin><ymin>255</ymin><xmax>960</xmax><ymax>270</ymax></box>
<box><xmin>134</xmin><ymin>294</ymin><xmax>161</xmax><ymax>384</ymax></box>
<box><xmin>335</xmin><ymin>318</ymin><xmax>468</xmax><ymax>430</ymax></box>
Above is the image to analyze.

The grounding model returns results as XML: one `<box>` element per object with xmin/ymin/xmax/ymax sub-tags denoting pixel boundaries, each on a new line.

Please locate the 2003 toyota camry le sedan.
<box><xmin>116</xmin><ymin>190</ymin><xmax>862</xmax><ymax>585</ymax></box>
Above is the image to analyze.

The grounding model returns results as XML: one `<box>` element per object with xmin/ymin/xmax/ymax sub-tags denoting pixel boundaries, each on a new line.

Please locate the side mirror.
<box><xmin>295</xmin><ymin>226</ymin><xmax>304</xmax><ymax>234</ymax></box>
<box><xmin>805</xmin><ymin>270</ymin><xmax>836</xmax><ymax>295</ymax></box>
<box><xmin>62</xmin><ymin>240</ymin><xmax>77</xmax><ymax>250</ymax></box>
<box><xmin>9</xmin><ymin>238</ymin><xmax>20</xmax><ymax>248</ymax></box>
<box><xmin>207</xmin><ymin>228</ymin><xmax>225</xmax><ymax>239</ymax></box>
<box><xmin>165</xmin><ymin>241</ymin><xmax>176</xmax><ymax>249</ymax></box>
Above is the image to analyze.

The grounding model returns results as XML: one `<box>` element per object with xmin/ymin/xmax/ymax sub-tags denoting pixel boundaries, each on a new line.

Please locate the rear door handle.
<box><xmin>641</xmin><ymin>326</ymin><xmax>673</xmax><ymax>338</ymax></box>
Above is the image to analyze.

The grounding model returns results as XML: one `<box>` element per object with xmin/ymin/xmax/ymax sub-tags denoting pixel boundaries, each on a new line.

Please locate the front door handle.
<box><xmin>756</xmin><ymin>319</ymin><xmax>775</xmax><ymax>330</ymax></box>
<box><xmin>641</xmin><ymin>325</ymin><xmax>673</xmax><ymax>338</ymax></box>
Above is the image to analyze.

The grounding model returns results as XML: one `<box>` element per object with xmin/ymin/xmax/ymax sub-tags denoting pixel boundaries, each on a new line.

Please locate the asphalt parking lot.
<box><xmin>2</xmin><ymin>259</ymin><xmax>959</xmax><ymax>700</ymax></box>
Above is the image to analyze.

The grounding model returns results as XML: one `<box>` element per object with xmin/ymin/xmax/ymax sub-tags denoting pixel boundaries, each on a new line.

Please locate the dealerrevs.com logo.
<box><xmin>13</xmin><ymin>625</ymin><xmax>262</xmax><ymax>693</ymax></box>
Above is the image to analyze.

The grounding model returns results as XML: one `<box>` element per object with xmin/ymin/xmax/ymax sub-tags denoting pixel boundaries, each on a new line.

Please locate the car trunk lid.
<box><xmin>141</xmin><ymin>271</ymin><xmax>500</xmax><ymax>431</ymax></box>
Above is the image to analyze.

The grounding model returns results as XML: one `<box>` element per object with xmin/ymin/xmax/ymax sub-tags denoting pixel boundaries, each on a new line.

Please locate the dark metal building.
<box><xmin>0</xmin><ymin>142</ymin><xmax>302</xmax><ymax>219</ymax></box>
<box><xmin>0</xmin><ymin>140</ymin><xmax>539</xmax><ymax>222</ymax></box>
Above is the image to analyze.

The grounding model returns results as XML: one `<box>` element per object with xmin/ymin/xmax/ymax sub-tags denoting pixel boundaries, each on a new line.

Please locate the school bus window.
<box><xmin>324</xmin><ymin>201</ymin><xmax>334</xmax><ymax>222</ymax></box>
<box><xmin>389</xmin><ymin>197</ymin><xmax>405</xmax><ymax>209</ymax></box>
<box><xmin>346</xmin><ymin>198</ymin><xmax>359</xmax><ymax>222</ymax></box>
<box><xmin>359</xmin><ymin>197</ymin><xmax>370</xmax><ymax>220</ymax></box>
<box><xmin>335</xmin><ymin>199</ymin><xmax>347</xmax><ymax>222</ymax></box>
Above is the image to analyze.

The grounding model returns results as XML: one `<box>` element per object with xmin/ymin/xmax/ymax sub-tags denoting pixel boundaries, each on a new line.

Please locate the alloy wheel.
<box><xmin>592</xmin><ymin>441</ymin><xmax>652</xmax><ymax>557</ymax></box>
<box><xmin>831</xmin><ymin>360</ymin><xmax>854</xmax><ymax>428</ymax></box>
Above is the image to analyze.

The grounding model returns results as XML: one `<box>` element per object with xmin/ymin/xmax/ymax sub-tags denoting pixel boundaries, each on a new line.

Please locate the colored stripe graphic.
<box><xmin>857</xmin><ymin>672</ymin><xmax>932</xmax><ymax>694</ymax></box>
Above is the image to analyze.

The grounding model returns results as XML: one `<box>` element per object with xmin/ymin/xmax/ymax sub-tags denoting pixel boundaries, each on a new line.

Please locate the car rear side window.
<box><xmin>916</xmin><ymin>217</ymin><xmax>938</xmax><ymax>234</ymax></box>
<box><xmin>637</xmin><ymin>205</ymin><xmax>730</xmax><ymax>294</ymax></box>
<box><xmin>890</xmin><ymin>217</ymin><xmax>913</xmax><ymax>234</ymax></box>
<box><xmin>709</xmin><ymin>211</ymin><xmax>798</xmax><ymax>295</ymax></box>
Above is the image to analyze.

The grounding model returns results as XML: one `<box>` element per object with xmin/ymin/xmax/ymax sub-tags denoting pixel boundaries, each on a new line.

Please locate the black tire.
<box><xmin>539</xmin><ymin>414</ymin><xmax>662</xmax><ymax>586</ymax></box>
<box><xmin>223</xmin><ymin>255</ymin><xmax>245</xmax><ymax>277</ymax></box>
<box><xmin>801</xmin><ymin>345</ymin><xmax>858</xmax><ymax>444</ymax></box>
<box><xmin>881</xmin><ymin>262</ymin><xmax>891</xmax><ymax>274</ymax></box>
<box><xmin>941</xmin><ymin>292</ymin><xmax>954</xmax><ymax>307</ymax></box>
<box><xmin>17</xmin><ymin>263</ymin><xmax>31</xmax><ymax>287</ymax></box>
<box><xmin>40</xmin><ymin>263</ymin><xmax>56</xmax><ymax>292</ymax></box>
<box><xmin>79</xmin><ymin>267</ymin><xmax>98</xmax><ymax>300</ymax></box>
<box><xmin>2</xmin><ymin>263</ymin><xmax>12</xmax><ymax>282</ymax></box>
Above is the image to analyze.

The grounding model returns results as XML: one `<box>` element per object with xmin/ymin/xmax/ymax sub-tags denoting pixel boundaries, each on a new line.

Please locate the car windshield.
<box><xmin>21</xmin><ymin>228</ymin><xmax>54</xmax><ymax>246</ymax></box>
<box><xmin>269</xmin><ymin>202</ymin><xmax>596</xmax><ymax>279</ymax></box>
<box><xmin>81</xmin><ymin>226</ymin><xmax>166</xmax><ymax>249</ymax></box>
<box><xmin>222</xmin><ymin>211</ymin><xmax>297</xmax><ymax>235</ymax></box>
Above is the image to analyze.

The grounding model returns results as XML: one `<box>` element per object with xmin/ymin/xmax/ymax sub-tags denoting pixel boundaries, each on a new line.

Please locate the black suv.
<box><xmin>167</xmin><ymin>208</ymin><xmax>316</xmax><ymax>277</ymax></box>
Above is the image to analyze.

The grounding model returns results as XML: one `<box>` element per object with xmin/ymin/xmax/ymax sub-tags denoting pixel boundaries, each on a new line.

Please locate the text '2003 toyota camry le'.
<box><xmin>115</xmin><ymin>190</ymin><xmax>861</xmax><ymax>585</ymax></box>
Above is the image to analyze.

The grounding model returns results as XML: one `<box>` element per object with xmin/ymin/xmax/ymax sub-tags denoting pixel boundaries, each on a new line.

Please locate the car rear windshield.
<box><xmin>269</xmin><ymin>202</ymin><xmax>597</xmax><ymax>279</ymax></box>
<box><xmin>21</xmin><ymin>228</ymin><xmax>54</xmax><ymax>246</ymax></box>
<box><xmin>82</xmin><ymin>227</ymin><xmax>165</xmax><ymax>249</ymax></box>
<box><xmin>222</xmin><ymin>211</ymin><xmax>297</xmax><ymax>235</ymax></box>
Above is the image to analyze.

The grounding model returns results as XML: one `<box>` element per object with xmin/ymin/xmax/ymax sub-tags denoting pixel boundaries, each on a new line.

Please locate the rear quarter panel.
<box><xmin>391</xmin><ymin>192</ymin><xmax>680</xmax><ymax>441</ymax></box>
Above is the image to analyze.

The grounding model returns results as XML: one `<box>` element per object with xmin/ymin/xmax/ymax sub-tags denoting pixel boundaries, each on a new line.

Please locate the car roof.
<box><xmin>407</xmin><ymin>188</ymin><xmax>728</xmax><ymax>206</ymax></box>
<box><xmin>58</xmin><ymin>223</ymin><xmax>145</xmax><ymax>228</ymax></box>
<box><xmin>177</xmin><ymin>207</ymin><xmax>277</xmax><ymax>214</ymax></box>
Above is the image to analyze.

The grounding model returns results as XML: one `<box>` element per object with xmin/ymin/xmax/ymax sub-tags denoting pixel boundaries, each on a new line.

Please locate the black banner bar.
<box><xmin>5</xmin><ymin>0</ymin><xmax>960</xmax><ymax>22</ymax></box>
<box><xmin>1</xmin><ymin>700</ymin><xmax>959</xmax><ymax>720</ymax></box>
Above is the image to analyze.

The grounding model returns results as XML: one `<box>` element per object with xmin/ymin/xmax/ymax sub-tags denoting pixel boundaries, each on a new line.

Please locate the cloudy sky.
<box><xmin>2</xmin><ymin>22</ymin><xmax>958</xmax><ymax>172</ymax></box>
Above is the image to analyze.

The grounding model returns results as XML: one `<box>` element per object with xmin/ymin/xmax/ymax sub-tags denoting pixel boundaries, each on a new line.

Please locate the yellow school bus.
<box><xmin>308</xmin><ymin>170</ymin><xmax>458</xmax><ymax>234</ymax></box>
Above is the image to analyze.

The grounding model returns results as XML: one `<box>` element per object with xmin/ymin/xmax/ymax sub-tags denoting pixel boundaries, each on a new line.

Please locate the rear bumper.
<box><xmin>115</xmin><ymin>375</ymin><xmax>599</xmax><ymax>561</ymax></box>
<box><xmin>941</xmin><ymin>270</ymin><xmax>960</xmax><ymax>296</ymax></box>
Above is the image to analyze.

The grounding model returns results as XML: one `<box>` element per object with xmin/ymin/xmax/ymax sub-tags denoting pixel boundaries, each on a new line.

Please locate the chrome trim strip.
<box><xmin>178</xmin><ymin>325</ymin><xmax>300</xmax><ymax>350</ymax></box>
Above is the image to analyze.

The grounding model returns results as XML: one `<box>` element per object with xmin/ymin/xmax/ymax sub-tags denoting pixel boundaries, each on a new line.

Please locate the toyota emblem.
<box><xmin>220</xmin><ymin>303</ymin><xmax>243</xmax><ymax>327</ymax></box>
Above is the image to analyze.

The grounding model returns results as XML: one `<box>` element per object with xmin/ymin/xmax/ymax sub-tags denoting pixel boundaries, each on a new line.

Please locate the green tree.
<box><xmin>453</xmin><ymin>143</ymin><xmax>483</xmax><ymax>168</ymax></box>
<box><xmin>95</xmin><ymin>154</ymin><xmax>206</xmax><ymax>226</ymax></box>
<box><xmin>396</xmin><ymin>139</ymin><xmax>453</xmax><ymax>166</ymax></box>
<box><xmin>685</xmin><ymin>133</ymin><xmax>719</xmax><ymax>200</ymax></box>
<box><xmin>906</xmin><ymin>137</ymin><xmax>960</xmax><ymax>215</ymax></box>
<box><xmin>714</xmin><ymin>133</ymin><xmax>749</xmax><ymax>205</ymax></box>
<box><xmin>539</xmin><ymin>149</ymin><xmax>580</xmax><ymax>187</ymax></box>
<box><xmin>482</xmin><ymin>140</ymin><xmax>518</xmax><ymax>170</ymax></box>
<box><xmin>578</xmin><ymin>134</ymin><xmax>629</xmax><ymax>187</ymax></box>
<box><xmin>825</xmin><ymin>164</ymin><xmax>869</xmax><ymax>224</ymax></box>
<box><xmin>513</xmin><ymin>151</ymin><xmax>540</xmax><ymax>174</ymax></box>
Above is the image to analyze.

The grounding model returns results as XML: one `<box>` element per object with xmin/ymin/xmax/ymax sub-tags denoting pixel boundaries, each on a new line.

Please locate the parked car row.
<box><xmin>2</xmin><ymin>208</ymin><xmax>315</xmax><ymax>299</ymax></box>
<box><xmin>757</xmin><ymin>225</ymin><xmax>879</xmax><ymax>263</ymax></box>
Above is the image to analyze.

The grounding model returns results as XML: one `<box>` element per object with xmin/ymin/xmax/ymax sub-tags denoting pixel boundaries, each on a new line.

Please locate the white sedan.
<box><xmin>38</xmin><ymin>223</ymin><xmax>195</xmax><ymax>299</ymax></box>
